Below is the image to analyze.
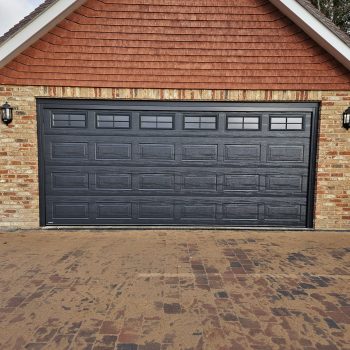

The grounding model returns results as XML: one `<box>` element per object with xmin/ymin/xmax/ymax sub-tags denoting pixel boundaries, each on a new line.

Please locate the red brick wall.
<box><xmin>0</xmin><ymin>0</ymin><xmax>349</xmax><ymax>90</ymax></box>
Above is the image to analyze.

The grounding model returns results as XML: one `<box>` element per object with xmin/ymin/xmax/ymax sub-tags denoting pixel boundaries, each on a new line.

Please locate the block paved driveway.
<box><xmin>0</xmin><ymin>229</ymin><xmax>350</xmax><ymax>350</ymax></box>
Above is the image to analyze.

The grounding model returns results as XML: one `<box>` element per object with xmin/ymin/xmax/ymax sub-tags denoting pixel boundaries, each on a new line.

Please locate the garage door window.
<box><xmin>184</xmin><ymin>116</ymin><xmax>217</xmax><ymax>129</ymax></box>
<box><xmin>140</xmin><ymin>115</ymin><xmax>174</xmax><ymax>129</ymax></box>
<box><xmin>52</xmin><ymin>113</ymin><xmax>87</xmax><ymax>128</ymax></box>
<box><xmin>270</xmin><ymin>116</ymin><xmax>304</xmax><ymax>130</ymax></box>
<box><xmin>96</xmin><ymin>114</ymin><xmax>130</xmax><ymax>129</ymax></box>
<box><xmin>227</xmin><ymin>116</ymin><xmax>260</xmax><ymax>130</ymax></box>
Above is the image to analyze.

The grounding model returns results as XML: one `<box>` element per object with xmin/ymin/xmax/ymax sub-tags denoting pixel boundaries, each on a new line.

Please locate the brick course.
<box><xmin>0</xmin><ymin>85</ymin><xmax>349</xmax><ymax>230</ymax></box>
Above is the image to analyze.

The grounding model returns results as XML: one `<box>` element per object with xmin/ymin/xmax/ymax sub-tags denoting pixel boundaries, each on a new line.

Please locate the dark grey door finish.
<box><xmin>37</xmin><ymin>100</ymin><xmax>318</xmax><ymax>227</ymax></box>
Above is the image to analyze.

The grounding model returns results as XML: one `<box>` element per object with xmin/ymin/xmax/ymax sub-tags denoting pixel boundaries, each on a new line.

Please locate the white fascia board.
<box><xmin>0</xmin><ymin>0</ymin><xmax>87</xmax><ymax>68</ymax></box>
<box><xmin>270</xmin><ymin>0</ymin><xmax>350</xmax><ymax>71</ymax></box>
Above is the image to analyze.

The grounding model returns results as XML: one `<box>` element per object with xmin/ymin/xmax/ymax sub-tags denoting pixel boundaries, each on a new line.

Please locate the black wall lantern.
<box><xmin>344</xmin><ymin>107</ymin><xmax>350</xmax><ymax>130</ymax></box>
<box><xmin>1</xmin><ymin>102</ymin><xmax>13</xmax><ymax>125</ymax></box>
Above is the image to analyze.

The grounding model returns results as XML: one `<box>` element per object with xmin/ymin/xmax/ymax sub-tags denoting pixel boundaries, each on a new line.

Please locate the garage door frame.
<box><xmin>37</xmin><ymin>99</ymin><xmax>319</xmax><ymax>228</ymax></box>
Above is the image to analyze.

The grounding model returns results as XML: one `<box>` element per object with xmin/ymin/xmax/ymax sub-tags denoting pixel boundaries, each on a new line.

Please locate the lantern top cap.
<box><xmin>344</xmin><ymin>107</ymin><xmax>350</xmax><ymax>115</ymax></box>
<box><xmin>2</xmin><ymin>101</ymin><xmax>12</xmax><ymax>109</ymax></box>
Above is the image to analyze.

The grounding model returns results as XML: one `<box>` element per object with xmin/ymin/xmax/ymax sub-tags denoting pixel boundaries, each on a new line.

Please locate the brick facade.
<box><xmin>0</xmin><ymin>85</ymin><xmax>349</xmax><ymax>230</ymax></box>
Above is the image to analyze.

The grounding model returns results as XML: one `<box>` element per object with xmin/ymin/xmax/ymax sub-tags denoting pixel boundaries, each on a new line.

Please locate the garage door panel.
<box><xmin>223</xmin><ymin>204</ymin><xmax>259</xmax><ymax>221</ymax></box>
<box><xmin>46</xmin><ymin>196</ymin><xmax>307</xmax><ymax>226</ymax></box>
<box><xmin>182</xmin><ymin>145</ymin><xmax>218</xmax><ymax>161</ymax></box>
<box><xmin>40</xmin><ymin>102</ymin><xmax>316</xmax><ymax>227</ymax></box>
<box><xmin>224</xmin><ymin>144</ymin><xmax>261</xmax><ymax>161</ymax></box>
<box><xmin>97</xmin><ymin>203</ymin><xmax>132</xmax><ymax>219</ymax></box>
<box><xmin>95</xmin><ymin>143</ymin><xmax>132</xmax><ymax>160</ymax></box>
<box><xmin>267</xmin><ymin>145</ymin><xmax>306</xmax><ymax>162</ymax></box>
<box><xmin>139</xmin><ymin>174</ymin><xmax>175</xmax><ymax>191</ymax></box>
<box><xmin>50</xmin><ymin>142</ymin><xmax>88</xmax><ymax>160</ymax></box>
<box><xmin>139</xmin><ymin>144</ymin><xmax>175</xmax><ymax>160</ymax></box>
<box><xmin>223</xmin><ymin>175</ymin><xmax>260</xmax><ymax>192</ymax></box>
<box><xmin>45</xmin><ymin>166</ymin><xmax>310</xmax><ymax>197</ymax></box>
<box><xmin>51</xmin><ymin>172</ymin><xmax>89</xmax><ymax>190</ymax></box>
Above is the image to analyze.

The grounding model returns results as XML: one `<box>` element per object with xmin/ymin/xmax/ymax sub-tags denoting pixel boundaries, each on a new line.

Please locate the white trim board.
<box><xmin>0</xmin><ymin>0</ymin><xmax>349</xmax><ymax>71</ymax></box>
<box><xmin>270</xmin><ymin>0</ymin><xmax>350</xmax><ymax>70</ymax></box>
<box><xmin>0</xmin><ymin>0</ymin><xmax>87</xmax><ymax>67</ymax></box>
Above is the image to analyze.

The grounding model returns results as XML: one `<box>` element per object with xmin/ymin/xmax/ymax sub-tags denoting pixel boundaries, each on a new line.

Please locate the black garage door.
<box><xmin>38</xmin><ymin>100</ymin><xmax>318</xmax><ymax>228</ymax></box>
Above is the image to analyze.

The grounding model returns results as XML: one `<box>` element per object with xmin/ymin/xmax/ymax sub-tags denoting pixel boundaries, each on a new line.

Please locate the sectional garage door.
<box><xmin>38</xmin><ymin>100</ymin><xmax>318</xmax><ymax>228</ymax></box>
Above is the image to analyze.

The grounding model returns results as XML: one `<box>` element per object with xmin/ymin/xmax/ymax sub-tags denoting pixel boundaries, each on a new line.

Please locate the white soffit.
<box><xmin>0</xmin><ymin>0</ymin><xmax>86</xmax><ymax>68</ymax></box>
<box><xmin>270</xmin><ymin>0</ymin><xmax>350</xmax><ymax>70</ymax></box>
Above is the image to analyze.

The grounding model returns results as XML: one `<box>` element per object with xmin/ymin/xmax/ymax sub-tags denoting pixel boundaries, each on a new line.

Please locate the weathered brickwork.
<box><xmin>0</xmin><ymin>85</ymin><xmax>349</xmax><ymax>229</ymax></box>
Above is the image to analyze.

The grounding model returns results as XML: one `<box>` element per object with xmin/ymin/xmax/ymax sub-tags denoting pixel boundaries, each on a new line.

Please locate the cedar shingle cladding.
<box><xmin>0</xmin><ymin>0</ymin><xmax>349</xmax><ymax>90</ymax></box>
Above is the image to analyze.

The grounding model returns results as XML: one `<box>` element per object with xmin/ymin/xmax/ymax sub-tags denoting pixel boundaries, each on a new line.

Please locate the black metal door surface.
<box><xmin>38</xmin><ymin>100</ymin><xmax>318</xmax><ymax>227</ymax></box>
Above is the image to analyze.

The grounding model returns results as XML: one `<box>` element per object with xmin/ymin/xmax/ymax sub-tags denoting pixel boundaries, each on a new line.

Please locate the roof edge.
<box><xmin>270</xmin><ymin>0</ymin><xmax>350</xmax><ymax>71</ymax></box>
<box><xmin>0</xmin><ymin>0</ymin><xmax>86</xmax><ymax>68</ymax></box>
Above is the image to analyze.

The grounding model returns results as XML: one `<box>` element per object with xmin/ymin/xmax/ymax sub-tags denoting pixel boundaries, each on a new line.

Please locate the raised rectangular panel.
<box><xmin>224</xmin><ymin>175</ymin><xmax>259</xmax><ymax>191</ymax></box>
<box><xmin>266</xmin><ymin>205</ymin><xmax>301</xmax><ymax>221</ymax></box>
<box><xmin>267</xmin><ymin>175</ymin><xmax>302</xmax><ymax>192</ymax></box>
<box><xmin>183</xmin><ymin>176</ymin><xmax>217</xmax><ymax>191</ymax></box>
<box><xmin>223</xmin><ymin>204</ymin><xmax>259</xmax><ymax>220</ymax></box>
<box><xmin>52</xmin><ymin>203</ymin><xmax>88</xmax><ymax>219</ymax></box>
<box><xmin>139</xmin><ymin>174</ymin><xmax>175</xmax><ymax>190</ymax></box>
<box><xmin>140</xmin><ymin>144</ymin><xmax>174</xmax><ymax>160</ymax></box>
<box><xmin>96</xmin><ymin>143</ymin><xmax>131</xmax><ymax>160</ymax></box>
<box><xmin>51</xmin><ymin>143</ymin><xmax>88</xmax><ymax>159</ymax></box>
<box><xmin>225</xmin><ymin>145</ymin><xmax>260</xmax><ymax>160</ymax></box>
<box><xmin>139</xmin><ymin>204</ymin><xmax>174</xmax><ymax>219</ymax></box>
<box><xmin>182</xmin><ymin>145</ymin><xmax>218</xmax><ymax>161</ymax></box>
<box><xmin>96</xmin><ymin>174</ymin><xmax>131</xmax><ymax>190</ymax></box>
<box><xmin>182</xmin><ymin>205</ymin><xmax>216</xmax><ymax>219</ymax></box>
<box><xmin>52</xmin><ymin>173</ymin><xmax>88</xmax><ymax>189</ymax></box>
<box><xmin>96</xmin><ymin>203</ymin><xmax>132</xmax><ymax>219</ymax></box>
<box><xmin>268</xmin><ymin>145</ymin><xmax>304</xmax><ymax>162</ymax></box>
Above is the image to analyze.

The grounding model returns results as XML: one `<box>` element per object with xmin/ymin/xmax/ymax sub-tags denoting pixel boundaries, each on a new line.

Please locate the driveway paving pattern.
<box><xmin>0</xmin><ymin>229</ymin><xmax>349</xmax><ymax>350</ymax></box>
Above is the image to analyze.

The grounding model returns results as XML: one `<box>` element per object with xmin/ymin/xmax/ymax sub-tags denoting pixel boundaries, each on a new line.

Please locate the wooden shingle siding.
<box><xmin>0</xmin><ymin>0</ymin><xmax>349</xmax><ymax>90</ymax></box>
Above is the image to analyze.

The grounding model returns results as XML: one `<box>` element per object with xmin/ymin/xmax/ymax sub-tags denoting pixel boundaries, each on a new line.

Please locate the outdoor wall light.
<box><xmin>343</xmin><ymin>107</ymin><xmax>350</xmax><ymax>130</ymax></box>
<box><xmin>1</xmin><ymin>102</ymin><xmax>13</xmax><ymax>125</ymax></box>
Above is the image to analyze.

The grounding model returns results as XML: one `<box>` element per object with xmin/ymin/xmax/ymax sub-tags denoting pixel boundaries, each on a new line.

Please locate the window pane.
<box><xmin>70</xmin><ymin>121</ymin><xmax>86</xmax><ymax>127</ymax></box>
<box><xmin>52</xmin><ymin>120</ymin><xmax>69</xmax><ymax>127</ymax></box>
<box><xmin>141</xmin><ymin>116</ymin><xmax>157</xmax><ymax>122</ymax></box>
<box><xmin>201</xmin><ymin>116</ymin><xmax>216</xmax><ymax>123</ymax></box>
<box><xmin>141</xmin><ymin>122</ymin><xmax>157</xmax><ymax>128</ymax></box>
<box><xmin>271</xmin><ymin>123</ymin><xmax>286</xmax><ymax>130</ymax></box>
<box><xmin>228</xmin><ymin>123</ymin><xmax>243</xmax><ymax>129</ymax></box>
<box><xmin>115</xmin><ymin>115</ymin><xmax>130</xmax><ymax>122</ymax></box>
<box><xmin>140</xmin><ymin>115</ymin><xmax>173</xmax><ymax>129</ymax></box>
<box><xmin>244</xmin><ymin>117</ymin><xmax>259</xmax><ymax>123</ymax></box>
<box><xmin>228</xmin><ymin>117</ymin><xmax>243</xmax><ymax>123</ymax></box>
<box><xmin>71</xmin><ymin>114</ymin><xmax>86</xmax><ymax>121</ymax></box>
<box><xmin>115</xmin><ymin>121</ymin><xmax>130</xmax><ymax>128</ymax></box>
<box><xmin>244</xmin><ymin>123</ymin><xmax>259</xmax><ymax>130</ymax></box>
<box><xmin>185</xmin><ymin>116</ymin><xmax>200</xmax><ymax>123</ymax></box>
<box><xmin>97</xmin><ymin>114</ymin><xmax>130</xmax><ymax>128</ymax></box>
<box><xmin>98</xmin><ymin>121</ymin><xmax>114</xmax><ymax>128</ymax></box>
<box><xmin>287</xmin><ymin>124</ymin><xmax>302</xmax><ymax>130</ymax></box>
<box><xmin>53</xmin><ymin>114</ymin><xmax>69</xmax><ymax>121</ymax></box>
<box><xmin>271</xmin><ymin>117</ymin><xmax>286</xmax><ymax>123</ymax></box>
<box><xmin>287</xmin><ymin>117</ymin><xmax>303</xmax><ymax>124</ymax></box>
<box><xmin>158</xmin><ymin>122</ymin><xmax>173</xmax><ymax>129</ymax></box>
<box><xmin>98</xmin><ymin>115</ymin><xmax>114</xmax><ymax>122</ymax></box>
<box><xmin>158</xmin><ymin>116</ymin><xmax>173</xmax><ymax>123</ymax></box>
<box><xmin>52</xmin><ymin>113</ymin><xmax>86</xmax><ymax>128</ymax></box>
<box><xmin>185</xmin><ymin>122</ymin><xmax>200</xmax><ymax>129</ymax></box>
<box><xmin>201</xmin><ymin>123</ymin><xmax>216</xmax><ymax>129</ymax></box>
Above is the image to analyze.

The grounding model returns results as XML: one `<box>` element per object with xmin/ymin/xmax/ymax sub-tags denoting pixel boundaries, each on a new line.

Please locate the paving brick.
<box><xmin>0</xmin><ymin>229</ymin><xmax>350</xmax><ymax>349</ymax></box>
